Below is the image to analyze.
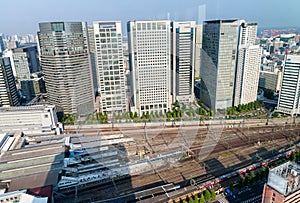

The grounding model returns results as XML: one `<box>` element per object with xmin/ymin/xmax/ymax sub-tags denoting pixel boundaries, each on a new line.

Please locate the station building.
<box><xmin>0</xmin><ymin>105</ymin><xmax>59</xmax><ymax>135</ymax></box>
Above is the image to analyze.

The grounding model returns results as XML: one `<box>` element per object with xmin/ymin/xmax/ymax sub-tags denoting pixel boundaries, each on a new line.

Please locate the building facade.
<box><xmin>12</xmin><ymin>46</ymin><xmax>40</xmax><ymax>81</ymax></box>
<box><xmin>0</xmin><ymin>35</ymin><xmax>5</xmax><ymax>55</ymax></box>
<box><xmin>128</xmin><ymin>20</ymin><xmax>171</xmax><ymax>116</ymax></box>
<box><xmin>0</xmin><ymin>57</ymin><xmax>19</xmax><ymax>107</ymax></box>
<box><xmin>233</xmin><ymin>22</ymin><xmax>261</xmax><ymax>106</ymax></box>
<box><xmin>38</xmin><ymin>22</ymin><xmax>95</xmax><ymax>115</ymax></box>
<box><xmin>277</xmin><ymin>55</ymin><xmax>300</xmax><ymax>115</ymax></box>
<box><xmin>194</xmin><ymin>24</ymin><xmax>203</xmax><ymax>80</ymax></box>
<box><xmin>92</xmin><ymin>21</ymin><xmax>127</xmax><ymax>113</ymax></box>
<box><xmin>20</xmin><ymin>78</ymin><xmax>45</xmax><ymax>101</ymax></box>
<box><xmin>262</xmin><ymin>162</ymin><xmax>300</xmax><ymax>203</ymax></box>
<box><xmin>259</xmin><ymin>69</ymin><xmax>283</xmax><ymax>93</ymax></box>
<box><xmin>200</xmin><ymin>19</ymin><xmax>240</xmax><ymax>110</ymax></box>
<box><xmin>171</xmin><ymin>21</ymin><xmax>196</xmax><ymax>104</ymax></box>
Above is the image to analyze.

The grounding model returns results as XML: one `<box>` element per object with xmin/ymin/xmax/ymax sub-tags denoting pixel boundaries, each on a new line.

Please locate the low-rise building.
<box><xmin>0</xmin><ymin>190</ymin><xmax>48</xmax><ymax>203</ymax></box>
<box><xmin>20</xmin><ymin>78</ymin><xmax>46</xmax><ymax>101</ymax></box>
<box><xmin>262</xmin><ymin>161</ymin><xmax>300</xmax><ymax>203</ymax></box>
<box><xmin>0</xmin><ymin>105</ymin><xmax>59</xmax><ymax>134</ymax></box>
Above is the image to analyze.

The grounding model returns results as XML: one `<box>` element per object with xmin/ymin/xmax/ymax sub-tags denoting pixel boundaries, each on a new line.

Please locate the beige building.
<box><xmin>259</xmin><ymin>68</ymin><xmax>282</xmax><ymax>93</ymax></box>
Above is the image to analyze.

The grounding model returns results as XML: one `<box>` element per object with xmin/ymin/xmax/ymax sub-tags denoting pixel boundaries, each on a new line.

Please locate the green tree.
<box><xmin>204</xmin><ymin>190</ymin><xmax>211</xmax><ymax>202</ymax></box>
<box><xmin>238</xmin><ymin>177</ymin><xmax>244</xmax><ymax>188</ymax></box>
<box><xmin>290</xmin><ymin>153</ymin><xmax>297</xmax><ymax>162</ymax></box>
<box><xmin>255</xmin><ymin>171</ymin><xmax>261</xmax><ymax>181</ymax></box>
<box><xmin>249</xmin><ymin>171</ymin><xmax>255</xmax><ymax>183</ymax></box>
<box><xmin>210</xmin><ymin>189</ymin><xmax>216</xmax><ymax>200</ymax></box>
<box><xmin>167</xmin><ymin>111</ymin><xmax>172</xmax><ymax>119</ymax></box>
<box><xmin>174</xmin><ymin>100</ymin><xmax>180</xmax><ymax>108</ymax></box>
<box><xmin>272</xmin><ymin>112</ymin><xmax>280</xmax><ymax>118</ymax></box>
<box><xmin>244</xmin><ymin>175</ymin><xmax>250</xmax><ymax>186</ymax></box>
<box><xmin>130</xmin><ymin>112</ymin><xmax>134</xmax><ymax>119</ymax></box>
<box><xmin>237</xmin><ymin>104</ymin><xmax>242</xmax><ymax>112</ymax></box>
<box><xmin>188</xmin><ymin>196</ymin><xmax>194</xmax><ymax>203</ymax></box>
<box><xmin>200</xmin><ymin>194</ymin><xmax>205</xmax><ymax>203</ymax></box>
<box><xmin>229</xmin><ymin>181</ymin><xmax>234</xmax><ymax>191</ymax></box>
<box><xmin>194</xmin><ymin>195</ymin><xmax>199</xmax><ymax>203</ymax></box>
<box><xmin>264</xmin><ymin>89</ymin><xmax>274</xmax><ymax>99</ymax></box>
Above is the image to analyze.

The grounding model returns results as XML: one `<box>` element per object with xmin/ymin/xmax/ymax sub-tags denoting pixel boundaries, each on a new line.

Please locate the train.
<box><xmin>192</xmin><ymin>148</ymin><xmax>298</xmax><ymax>193</ymax></box>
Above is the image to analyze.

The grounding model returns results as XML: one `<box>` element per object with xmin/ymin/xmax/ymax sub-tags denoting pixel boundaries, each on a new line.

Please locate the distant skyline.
<box><xmin>1</xmin><ymin>0</ymin><xmax>300</xmax><ymax>35</ymax></box>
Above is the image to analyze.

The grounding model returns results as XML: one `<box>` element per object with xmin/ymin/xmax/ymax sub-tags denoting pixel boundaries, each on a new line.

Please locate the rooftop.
<box><xmin>267</xmin><ymin>161</ymin><xmax>300</xmax><ymax>196</ymax></box>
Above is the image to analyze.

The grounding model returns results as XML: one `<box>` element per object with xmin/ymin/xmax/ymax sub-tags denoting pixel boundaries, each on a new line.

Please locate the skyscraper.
<box><xmin>92</xmin><ymin>21</ymin><xmax>127</xmax><ymax>114</ymax></box>
<box><xmin>194</xmin><ymin>24</ymin><xmax>203</xmax><ymax>79</ymax></box>
<box><xmin>38</xmin><ymin>22</ymin><xmax>95</xmax><ymax>115</ymax></box>
<box><xmin>233</xmin><ymin>21</ymin><xmax>261</xmax><ymax>106</ymax></box>
<box><xmin>0</xmin><ymin>35</ymin><xmax>5</xmax><ymax>55</ymax></box>
<box><xmin>171</xmin><ymin>21</ymin><xmax>196</xmax><ymax>103</ymax></box>
<box><xmin>0</xmin><ymin>57</ymin><xmax>19</xmax><ymax>107</ymax></box>
<box><xmin>128</xmin><ymin>20</ymin><xmax>171</xmax><ymax>116</ymax></box>
<box><xmin>12</xmin><ymin>46</ymin><xmax>40</xmax><ymax>81</ymax></box>
<box><xmin>277</xmin><ymin>55</ymin><xmax>300</xmax><ymax>115</ymax></box>
<box><xmin>200</xmin><ymin>19</ymin><xmax>240</xmax><ymax>110</ymax></box>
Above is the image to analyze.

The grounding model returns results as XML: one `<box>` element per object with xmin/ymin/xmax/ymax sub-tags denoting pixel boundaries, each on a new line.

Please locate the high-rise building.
<box><xmin>200</xmin><ymin>19</ymin><xmax>240</xmax><ymax>110</ymax></box>
<box><xmin>262</xmin><ymin>161</ymin><xmax>300</xmax><ymax>203</ymax></box>
<box><xmin>128</xmin><ymin>20</ymin><xmax>171</xmax><ymax>116</ymax></box>
<box><xmin>87</xmin><ymin>26</ymin><xmax>98</xmax><ymax>94</ymax></box>
<box><xmin>12</xmin><ymin>46</ymin><xmax>40</xmax><ymax>81</ymax></box>
<box><xmin>0</xmin><ymin>36</ymin><xmax>5</xmax><ymax>54</ymax></box>
<box><xmin>277</xmin><ymin>55</ymin><xmax>300</xmax><ymax>115</ymax></box>
<box><xmin>171</xmin><ymin>21</ymin><xmax>196</xmax><ymax>103</ymax></box>
<box><xmin>0</xmin><ymin>57</ymin><xmax>19</xmax><ymax>107</ymax></box>
<box><xmin>233</xmin><ymin>22</ymin><xmax>261</xmax><ymax>106</ymax></box>
<box><xmin>38</xmin><ymin>22</ymin><xmax>95</xmax><ymax>115</ymax></box>
<box><xmin>194</xmin><ymin>24</ymin><xmax>203</xmax><ymax>80</ymax></box>
<box><xmin>92</xmin><ymin>21</ymin><xmax>127</xmax><ymax>113</ymax></box>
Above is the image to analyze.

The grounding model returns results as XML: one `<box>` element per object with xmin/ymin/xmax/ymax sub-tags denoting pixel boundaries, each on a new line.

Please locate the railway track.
<box><xmin>54</xmin><ymin>122</ymin><xmax>300</xmax><ymax>202</ymax></box>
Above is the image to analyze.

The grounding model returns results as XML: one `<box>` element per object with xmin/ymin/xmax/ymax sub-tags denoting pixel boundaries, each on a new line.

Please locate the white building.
<box><xmin>0</xmin><ymin>190</ymin><xmax>47</xmax><ymax>203</ymax></box>
<box><xmin>171</xmin><ymin>21</ymin><xmax>196</xmax><ymax>104</ymax></box>
<box><xmin>128</xmin><ymin>20</ymin><xmax>171</xmax><ymax>116</ymax></box>
<box><xmin>277</xmin><ymin>55</ymin><xmax>300</xmax><ymax>115</ymax></box>
<box><xmin>92</xmin><ymin>21</ymin><xmax>127</xmax><ymax>113</ymax></box>
<box><xmin>0</xmin><ymin>105</ymin><xmax>59</xmax><ymax>134</ymax></box>
<box><xmin>233</xmin><ymin>22</ymin><xmax>261</xmax><ymax>106</ymax></box>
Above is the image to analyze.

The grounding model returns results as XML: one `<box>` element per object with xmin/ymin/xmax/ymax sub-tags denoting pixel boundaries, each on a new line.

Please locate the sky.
<box><xmin>1</xmin><ymin>0</ymin><xmax>300</xmax><ymax>35</ymax></box>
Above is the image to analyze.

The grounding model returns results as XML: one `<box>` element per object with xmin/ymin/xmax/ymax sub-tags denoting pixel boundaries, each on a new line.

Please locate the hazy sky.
<box><xmin>1</xmin><ymin>0</ymin><xmax>300</xmax><ymax>35</ymax></box>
